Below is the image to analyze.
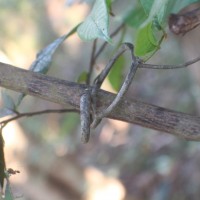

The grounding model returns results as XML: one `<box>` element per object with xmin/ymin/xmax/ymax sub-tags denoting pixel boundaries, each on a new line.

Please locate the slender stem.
<box><xmin>86</xmin><ymin>24</ymin><xmax>125</xmax><ymax>85</ymax></box>
<box><xmin>94</xmin><ymin>23</ymin><xmax>125</xmax><ymax>60</ymax></box>
<box><xmin>143</xmin><ymin>33</ymin><xmax>166</xmax><ymax>62</ymax></box>
<box><xmin>90</xmin><ymin>42</ymin><xmax>131</xmax><ymax>125</ymax></box>
<box><xmin>0</xmin><ymin>109</ymin><xmax>78</xmax><ymax>128</ymax></box>
<box><xmin>91</xmin><ymin>43</ymin><xmax>131</xmax><ymax>125</ymax></box>
<box><xmin>140</xmin><ymin>56</ymin><xmax>200</xmax><ymax>69</ymax></box>
<box><xmin>86</xmin><ymin>39</ymin><xmax>97</xmax><ymax>85</ymax></box>
<box><xmin>91</xmin><ymin>43</ymin><xmax>138</xmax><ymax>128</ymax></box>
<box><xmin>93</xmin><ymin>43</ymin><xmax>129</xmax><ymax>88</ymax></box>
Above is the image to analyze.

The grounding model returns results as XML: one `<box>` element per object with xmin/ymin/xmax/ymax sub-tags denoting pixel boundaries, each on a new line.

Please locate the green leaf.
<box><xmin>30</xmin><ymin>25</ymin><xmax>78</xmax><ymax>73</ymax></box>
<box><xmin>149</xmin><ymin>0</ymin><xmax>172</xmax><ymax>25</ymax></box>
<box><xmin>123</xmin><ymin>6</ymin><xmax>147</xmax><ymax>28</ymax></box>
<box><xmin>16</xmin><ymin>25</ymin><xmax>78</xmax><ymax>107</ymax></box>
<box><xmin>108</xmin><ymin>55</ymin><xmax>125</xmax><ymax>91</ymax></box>
<box><xmin>141</xmin><ymin>0</ymin><xmax>174</xmax><ymax>26</ymax></box>
<box><xmin>106</xmin><ymin>0</ymin><xmax>112</xmax><ymax>10</ymax></box>
<box><xmin>77</xmin><ymin>0</ymin><xmax>112</xmax><ymax>43</ymax></box>
<box><xmin>152</xmin><ymin>15</ymin><xmax>163</xmax><ymax>31</ymax></box>
<box><xmin>139</xmin><ymin>0</ymin><xmax>154</xmax><ymax>15</ymax></box>
<box><xmin>77</xmin><ymin>71</ymin><xmax>88</xmax><ymax>83</ymax></box>
<box><xmin>135</xmin><ymin>0</ymin><xmax>171</xmax><ymax>57</ymax></box>
<box><xmin>135</xmin><ymin>22</ymin><xmax>158</xmax><ymax>56</ymax></box>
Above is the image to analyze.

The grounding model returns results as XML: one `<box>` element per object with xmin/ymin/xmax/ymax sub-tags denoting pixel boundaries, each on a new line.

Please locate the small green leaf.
<box><xmin>30</xmin><ymin>24</ymin><xmax>78</xmax><ymax>73</ymax></box>
<box><xmin>30</xmin><ymin>35</ymin><xmax>66</xmax><ymax>73</ymax></box>
<box><xmin>108</xmin><ymin>56</ymin><xmax>125</xmax><ymax>91</ymax></box>
<box><xmin>123</xmin><ymin>6</ymin><xmax>147</xmax><ymax>28</ymax></box>
<box><xmin>152</xmin><ymin>15</ymin><xmax>163</xmax><ymax>31</ymax></box>
<box><xmin>16</xmin><ymin>25</ymin><xmax>78</xmax><ymax>106</ymax></box>
<box><xmin>141</xmin><ymin>0</ymin><xmax>174</xmax><ymax>27</ymax></box>
<box><xmin>135</xmin><ymin>0</ymin><xmax>171</xmax><ymax>57</ymax></box>
<box><xmin>148</xmin><ymin>26</ymin><xmax>159</xmax><ymax>46</ymax></box>
<box><xmin>135</xmin><ymin>22</ymin><xmax>158</xmax><ymax>56</ymax></box>
<box><xmin>106</xmin><ymin>0</ymin><xmax>112</xmax><ymax>10</ymax></box>
<box><xmin>77</xmin><ymin>0</ymin><xmax>112</xmax><ymax>43</ymax></box>
<box><xmin>149</xmin><ymin>0</ymin><xmax>171</xmax><ymax>25</ymax></box>
<box><xmin>77</xmin><ymin>71</ymin><xmax>88</xmax><ymax>83</ymax></box>
<box><xmin>139</xmin><ymin>0</ymin><xmax>154</xmax><ymax>15</ymax></box>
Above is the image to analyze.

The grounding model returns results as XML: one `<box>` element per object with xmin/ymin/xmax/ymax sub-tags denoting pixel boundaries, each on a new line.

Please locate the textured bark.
<box><xmin>0</xmin><ymin>62</ymin><xmax>200</xmax><ymax>141</ymax></box>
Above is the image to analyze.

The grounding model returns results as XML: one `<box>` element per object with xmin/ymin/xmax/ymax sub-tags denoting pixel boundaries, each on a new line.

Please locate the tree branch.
<box><xmin>0</xmin><ymin>62</ymin><xmax>200</xmax><ymax>141</ymax></box>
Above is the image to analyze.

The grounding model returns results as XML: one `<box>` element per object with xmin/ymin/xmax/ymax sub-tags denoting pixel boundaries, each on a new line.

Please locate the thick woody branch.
<box><xmin>0</xmin><ymin>62</ymin><xmax>200</xmax><ymax>141</ymax></box>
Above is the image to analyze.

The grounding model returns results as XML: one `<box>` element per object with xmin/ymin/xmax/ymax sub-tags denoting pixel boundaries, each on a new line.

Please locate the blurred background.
<box><xmin>1</xmin><ymin>0</ymin><xmax>200</xmax><ymax>199</ymax></box>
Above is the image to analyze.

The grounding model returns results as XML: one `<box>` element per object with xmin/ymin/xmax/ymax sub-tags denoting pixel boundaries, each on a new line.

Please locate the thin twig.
<box><xmin>94</xmin><ymin>23</ymin><xmax>125</xmax><ymax>60</ymax></box>
<box><xmin>0</xmin><ymin>109</ymin><xmax>78</xmax><ymax>128</ymax></box>
<box><xmin>91</xmin><ymin>43</ymin><xmax>139</xmax><ymax>128</ymax></box>
<box><xmin>90</xmin><ymin>41</ymin><xmax>129</xmax><ymax>123</ymax></box>
<box><xmin>86</xmin><ymin>39</ymin><xmax>97</xmax><ymax>85</ymax></box>
<box><xmin>140</xmin><ymin>56</ymin><xmax>200</xmax><ymax>69</ymax></box>
<box><xmin>143</xmin><ymin>33</ymin><xmax>166</xmax><ymax>62</ymax></box>
<box><xmin>93</xmin><ymin>43</ymin><xmax>128</xmax><ymax>88</ymax></box>
<box><xmin>90</xmin><ymin>43</ymin><xmax>130</xmax><ymax>126</ymax></box>
<box><xmin>86</xmin><ymin>24</ymin><xmax>125</xmax><ymax>85</ymax></box>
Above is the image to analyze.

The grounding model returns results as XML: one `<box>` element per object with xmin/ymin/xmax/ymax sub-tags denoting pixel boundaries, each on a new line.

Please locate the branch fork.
<box><xmin>80</xmin><ymin>43</ymin><xmax>142</xmax><ymax>143</ymax></box>
<box><xmin>79</xmin><ymin>41</ymin><xmax>200</xmax><ymax>143</ymax></box>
